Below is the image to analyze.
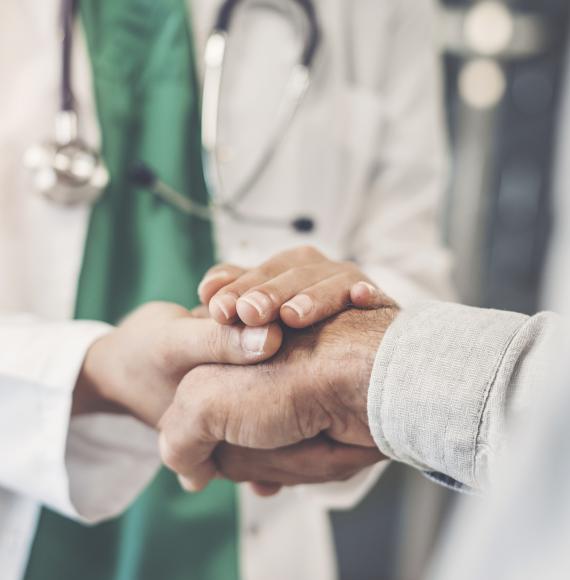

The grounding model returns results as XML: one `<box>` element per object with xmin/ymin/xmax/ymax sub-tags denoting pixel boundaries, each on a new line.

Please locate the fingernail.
<box><xmin>239</xmin><ymin>291</ymin><xmax>273</xmax><ymax>320</ymax></box>
<box><xmin>241</xmin><ymin>326</ymin><xmax>269</xmax><ymax>355</ymax></box>
<box><xmin>211</xmin><ymin>294</ymin><xmax>237</xmax><ymax>320</ymax></box>
<box><xmin>283</xmin><ymin>294</ymin><xmax>314</xmax><ymax>319</ymax></box>
<box><xmin>355</xmin><ymin>282</ymin><xmax>378</xmax><ymax>296</ymax></box>
<box><xmin>198</xmin><ymin>271</ymin><xmax>230</xmax><ymax>296</ymax></box>
<box><xmin>178</xmin><ymin>475</ymin><xmax>199</xmax><ymax>493</ymax></box>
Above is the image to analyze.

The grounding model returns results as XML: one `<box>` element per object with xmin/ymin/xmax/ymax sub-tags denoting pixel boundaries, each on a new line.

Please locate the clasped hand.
<box><xmin>78</xmin><ymin>247</ymin><xmax>398</xmax><ymax>495</ymax></box>
<box><xmin>162</xmin><ymin>247</ymin><xmax>399</xmax><ymax>494</ymax></box>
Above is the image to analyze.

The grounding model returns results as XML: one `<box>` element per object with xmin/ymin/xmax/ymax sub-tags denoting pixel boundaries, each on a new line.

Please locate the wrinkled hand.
<box><xmin>74</xmin><ymin>302</ymin><xmax>282</xmax><ymax>427</ymax></box>
<box><xmin>199</xmin><ymin>246</ymin><xmax>388</xmax><ymax>328</ymax></box>
<box><xmin>214</xmin><ymin>437</ymin><xmax>384</xmax><ymax>497</ymax></box>
<box><xmin>159</xmin><ymin>305</ymin><xmax>398</xmax><ymax>492</ymax></box>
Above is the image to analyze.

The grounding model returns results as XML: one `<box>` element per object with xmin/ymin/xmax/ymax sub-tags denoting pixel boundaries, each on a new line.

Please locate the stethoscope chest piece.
<box><xmin>25</xmin><ymin>111</ymin><xmax>109</xmax><ymax>205</ymax></box>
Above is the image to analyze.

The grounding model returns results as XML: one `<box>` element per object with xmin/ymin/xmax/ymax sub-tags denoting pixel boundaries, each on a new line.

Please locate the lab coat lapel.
<box><xmin>189</xmin><ymin>0</ymin><xmax>304</xmax><ymax>203</ymax></box>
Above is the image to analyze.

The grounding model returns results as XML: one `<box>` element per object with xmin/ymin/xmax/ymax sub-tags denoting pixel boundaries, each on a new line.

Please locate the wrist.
<box><xmin>73</xmin><ymin>332</ymin><xmax>125</xmax><ymax>416</ymax></box>
<box><xmin>335</xmin><ymin>307</ymin><xmax>399</xmax><ymax>426</ymax></box>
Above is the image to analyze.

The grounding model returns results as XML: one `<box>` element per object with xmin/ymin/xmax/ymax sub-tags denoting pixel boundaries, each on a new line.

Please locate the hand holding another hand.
<box><xmin>75</xmin><ymin>248</ymin><xmax>399</xmax><ymax>496</ymax></box>
<box><xmin>199</xmin><ymin>246</ymin><xmax>388</xmax><ymax>328</ymax></box>
<box><xmin>159</xmin><ymin>306</ymin><xmax>398</xmax><ymax>493</ymax></box>
<box><xmin>74</xmin><ymin>302</ymin><xmax>282</xmax><ymax>427</ymax></box>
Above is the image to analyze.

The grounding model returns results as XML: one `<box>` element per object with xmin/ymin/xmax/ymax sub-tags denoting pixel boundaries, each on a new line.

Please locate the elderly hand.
<box><xmin>213</xmin><ymin>437</ymin><xmax>383</xmax><ymax>497</ymax></box>
<box><xmin>73</xmin><ymin>302</ymin><xmax>282</xmax><ymax>427</ymax></box>
<box><xmin>198</xmin><ymin>246</ymin><xmax>388</xmax><ymax>328</ymax></box>
<box><xmin>158</xmin><ymin>305</ymin><xmax>398</xmax><ymax>492</ymax></box>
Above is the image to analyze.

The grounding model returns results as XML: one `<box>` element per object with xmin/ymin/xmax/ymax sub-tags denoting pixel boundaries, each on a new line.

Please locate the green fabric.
<box><xmin>24</xmin><ymin>1</ymin><xmax>239</xmax><ymax>579</ymax></box>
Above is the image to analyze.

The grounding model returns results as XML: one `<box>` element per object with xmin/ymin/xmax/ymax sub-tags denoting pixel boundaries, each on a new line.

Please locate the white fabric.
<box><xmin>192</xmin><ymin>0</ymin><xmax>454</xmax><ymax>306</ymax></box>
<box><xmin>0</xmin><ymin>0</ymin><xmax>452</xmax><ymax>579</ymax></box>
<box><xmin>423</xmin><ymin>34</ymin><xmax>570</xmax><ymax>580</ymax></box>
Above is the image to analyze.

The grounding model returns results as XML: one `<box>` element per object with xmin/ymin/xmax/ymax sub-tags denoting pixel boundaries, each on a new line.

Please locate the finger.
<box><xmin>198</xmin><ymin>264</ymin><xmax>247</xmax><ymax>306</ymax></box>
<box><xmin>209</xmin><ymin>247</ymin><xmax>326</xmax><ymax>324</ymax></box>
<box><xmin>159</xmin><ymin>399</ymin><xmax>220</xmax><ymax>491</ymax></box>
<box><xmin>215</xmin><ymin>438</ymin><xmax>383</xmax><ymax>486</ymax></box>
<box><xmin>236</xmin><ymin>262</ymin><xmax>346</xmax><ymax>327</ymax></box>
<box><xmin>159</xmin><ymin>318</ymin><xmax>283</xmax><ymax>373</ymax></box>
<box><xmin>350</xmin><ymin>282</ymin><xmax>392</xmax><ymax>309</ymax></box>
<box><xmin>279</xmin><ymin>271</ymin><xmax>367</xmax><ymax>329</ymax></box>
<box><xmin>187</xmin><ymin>305</ymin><xmax>210</xmax><ymax>319</ymax></box>
<box><xmin>178</xmin><ymin>471</ymin><xmax>219</xmax><ymax>494</ymax></box>
<box><xmin>249</xmin><ymin>482</ymin><xmax>283</xmax><ymax>497</ymax></box>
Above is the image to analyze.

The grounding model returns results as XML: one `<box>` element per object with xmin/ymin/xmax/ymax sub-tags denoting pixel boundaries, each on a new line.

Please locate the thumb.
<box><xmin>163</xmin><ymin>318</ymin><xmax>283</xmax><ymax>370</ymax></box>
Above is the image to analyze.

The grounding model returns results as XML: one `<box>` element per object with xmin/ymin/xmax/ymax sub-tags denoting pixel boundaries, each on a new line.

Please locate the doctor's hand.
<box><xmin>158</xmin><ymin>305</ymin><xmax>398</xmax><ymax>492</ymax></box>
<box><xmin>73</xmin><ymin>302</ymin><xmax>282</xmax><ymax>427</ymax></box>
<box><xmin>199</xmin><ymin>246</ymin><xmax>388</xmax><ymax>328</ymax></box>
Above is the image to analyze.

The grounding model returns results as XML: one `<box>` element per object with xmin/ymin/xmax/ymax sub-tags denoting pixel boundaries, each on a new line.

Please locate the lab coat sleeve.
<box><xmin>349</xmin><ymin>0</ymin><xmax>455</xmax><ymax>306</ymax></box>
<box><xmin>0</xmin><ymin>315</ymin><xmax>160</xmax><ymax>524</ymax></box>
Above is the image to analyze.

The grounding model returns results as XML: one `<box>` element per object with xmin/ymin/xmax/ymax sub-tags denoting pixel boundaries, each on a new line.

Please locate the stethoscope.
<box><xmin>25</xmin><ymin>0</ymin><xmax>320</xmax><ymax>233</ymax></box>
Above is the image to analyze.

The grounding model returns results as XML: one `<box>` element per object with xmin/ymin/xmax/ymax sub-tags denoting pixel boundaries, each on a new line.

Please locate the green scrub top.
<box><xmin>24</xmin><ymin>1</ymin><xmax>240</xmax><ymax>579</ymax></box>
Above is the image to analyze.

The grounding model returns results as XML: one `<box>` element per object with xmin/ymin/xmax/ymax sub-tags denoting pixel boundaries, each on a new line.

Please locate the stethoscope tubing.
<box><xmin>34</xmin><ymin>0</ymin><xmax>319</xmax><ymax>232</ymax></box>
<box><xmin>60</xmin><ymin>0</ymin><xmax>77</xmax><ymax>113</ymax></box>
<box><xmin>201</xmin><ymin>0</ymin><xmax>320</xmax><ymax>210</ymax></box>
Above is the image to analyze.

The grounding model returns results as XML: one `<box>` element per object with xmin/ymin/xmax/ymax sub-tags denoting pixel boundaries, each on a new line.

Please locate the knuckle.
<box><xmin>295</xmin><ymin>245</ymin><xmax>322</xmax><ymax>262</ymax></box>
<box><xmin>160</xmin><ymin>433</ymin><xmax>188</xmax><ymax>473</ymax></box>
<box><xmin>292</xmin><ymin>265</ymin><xmax>318</xmax><ymax>280</ymax></box>
<box><xmin>256</xmin><ymin>262</ymin><xmax>276</xmax><ymax>279</ymax></box>
<box><xmin>212</xmin><ymin>284</ymin><xmax>238</xmax><ymax>300</ymax></box>
<box><xmin>250</xmin><ymin>283</ymin><xmax>281</xmax><ymax>306</ymax></box>
<box><xmin>207</xmin><ymin>263</ymin><xmax>237</xmax><ymax>277</ymax></box>
<box><xmin>205</xmin><ymin>327</ymin><xmax>235</xmax><ymax>361</ymax></box>
<box><xmin>339</xmin><ymin>260</ymin><xmax>360</xmax><ymax>276</ymax></box>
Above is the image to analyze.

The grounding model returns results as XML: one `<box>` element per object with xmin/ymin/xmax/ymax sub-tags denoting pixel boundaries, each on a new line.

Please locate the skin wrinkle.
<box><xmin>160</xmin><ymin>308</ymin><xmax>393</xmax><ymax>489</ymax></box>
<box><xmin>214</xmin><ymin>438</ymin><xmax>378</xmax><ymax>486</ymax></box>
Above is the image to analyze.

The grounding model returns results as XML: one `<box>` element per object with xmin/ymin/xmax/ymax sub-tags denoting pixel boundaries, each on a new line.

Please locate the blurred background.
<box><xmin>331</xmin><ymin>2</ymin><xmax>569</xmax><ymax>579</ymax></box>
<box><xmin>442</xmin><ymin>0</ymin><xmax>569</xmax><ymax>313</ymax></box>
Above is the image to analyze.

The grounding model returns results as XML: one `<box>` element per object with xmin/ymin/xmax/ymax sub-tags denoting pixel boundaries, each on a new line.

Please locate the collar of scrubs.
<box><xmin>24</xmin><ymin>2</ymin><xmax>240</xmax><ymax>580</ymax></box>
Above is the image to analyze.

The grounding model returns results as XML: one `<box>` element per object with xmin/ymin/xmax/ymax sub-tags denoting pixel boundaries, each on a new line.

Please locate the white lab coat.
<box><xmin>0</xmin><ymin>1</ymin><xmax>452</xmax><ymax>579</ymax></box>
